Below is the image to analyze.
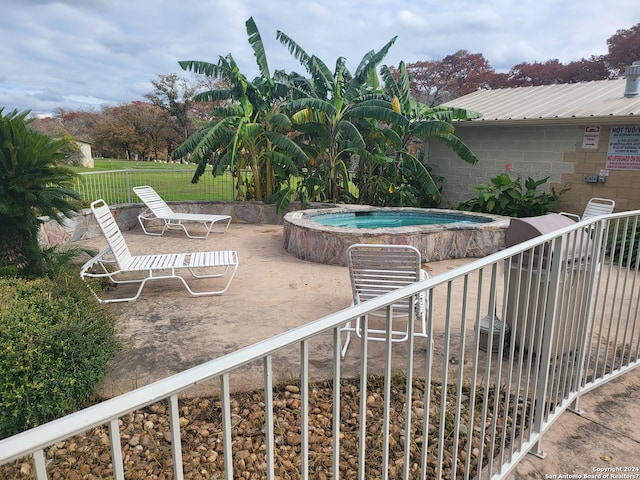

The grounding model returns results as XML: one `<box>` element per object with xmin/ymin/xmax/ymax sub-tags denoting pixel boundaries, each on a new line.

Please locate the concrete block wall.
<box><xmin>557</xmin><ymin>126</ymin><xmax>640</xmax><ymax>214</ymax></box>
<box><xmin>427</xmin><ymin>123</ymin><xmax>640</xmax><ymax>216</ymax></box>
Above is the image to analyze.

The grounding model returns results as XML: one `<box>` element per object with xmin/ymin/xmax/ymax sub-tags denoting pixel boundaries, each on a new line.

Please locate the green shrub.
<box><xmin>457</xmin><ymin>172</ymin><xmax>567</xmax><ymax>218</ymax></box>
<box><xmin>0</xmin><ymin>269</ymin><xmax>119</xmax><ymax>439</ymax></box>
<box><xmin>608</xmin><ymin>220</ymin><xmax>640</xmax><ymax>267</ymax></box>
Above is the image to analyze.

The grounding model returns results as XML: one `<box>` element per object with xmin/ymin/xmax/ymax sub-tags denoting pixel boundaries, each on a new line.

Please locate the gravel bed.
<box><xmin>1</xmin><ymin>375</ymin><xmax>525</xmax><ymax>479</ymax></box>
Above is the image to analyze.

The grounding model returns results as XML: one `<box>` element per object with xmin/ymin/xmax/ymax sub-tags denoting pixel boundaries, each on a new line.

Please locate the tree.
<box><xmin>277</xmin><ymin>31</ymin><xmax>404</xmax><ymax>203</ymax></box>
<box><xmin>402</xmin><ymin>51</ymin><xmax>495</xmax><ymax>106</ymax></box>
<box><xmin>145</xmin><ymin>73</ymin><xmax>200</xmax><ymax>154</ymax></box>
<box><xmin>605</xmin><ymin>23</ymin><xmax>640</xmax><ymax>75</ymax></box>
<box><xmin>439</xmin><ymin>50</ymin><xmax>496</xmax><ymax>98</ymax></box>
<box><xmin>91</xmin><ymin>105</ymin><xmax>139</xmax><ymax>159</ymax></box>
<box><xmin>0</xmin><ymin>109</ymin><xmax>81</xmax><ymax>276</ymax></box>
<box><xmin>352</xmin><ymin>61</ymin><xmax>480</xmax><ymax>207</ymax></box>
<box><xmin>54</xmin><ymin>108</ymin><xmax>100</xmax><ymax>141</ymax></box>
<box><xmin>402</xmin><ymin>59</ymin><xmax>449</xmax><ymax>106</ymax></box>
<box><xmin>565</xmin><ymin>56</ymin><xmax>611</xmax><ymax>82</ymax></box>
<box><xmin>29</xmin><ymin>117</ymin><xmax>84</xmax><ymax>166</ymax></box>
<box><xmin>174</xmin><ymin>17</ymin><xmax>306</xmax><ymax>206</ymax></box>
<box><xmin>506</xmin><ymin>59</ymin><xmax>571</xmax><ymax>86</ymax></box>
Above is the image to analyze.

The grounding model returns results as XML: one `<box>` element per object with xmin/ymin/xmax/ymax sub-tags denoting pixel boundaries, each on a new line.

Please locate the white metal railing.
<box><xmin>74</xmin><ymin>168</ymin><xmax>241</xmax><ymax>204</ymax></box>
<box><xmin>1</xmin><ymin>211</ymin><xmax>639</xmax><ymax>479</ymax></box>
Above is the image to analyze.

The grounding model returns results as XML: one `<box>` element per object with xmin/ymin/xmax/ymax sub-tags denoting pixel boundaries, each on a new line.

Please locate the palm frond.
<box><xmin>179</xmin><ymin>60</ymin><xmax>223</xmax><ymax>77</ymax></box>
<box><xmin>396</xmin><ymin>62</ymin><xmax>412</xmax><ymax>112</ymax></box>
<box><xmin>353</xmin><ymin>36</ymin><xmax>397</xmax><ymax>86</ymax></box>
<box><xmin>435</xmin><ymin>133</ymin><xmax>479</xmax><ymax>164</ymax></box>
<box><xmin>408</xmin><ymin>119</ymin><xmax>455</xmax><ymax>138</ymax></box>
<box><xmin>419</xmin><ymin>105</ymin><xmax>482</xmax><ymax>121</ymax></box>
<box><xmin>336</xmin><ymin>120</ymin><xmax>365</xmax><ymax>149</ymax></box>
<box><xmin>380</xmin><ymin>65</ymin><xmax>400</xmax><ymax>99</ymax></box>
<box><xmin>308</xmin><ymin>55</ymin><xmax>335</xmax><ymax>97</ymax></box>
<box><xmin>246</xmin><ymin>17</ymin><xmax>272</xmax><ymax>84</ymax></box>
<box><xmin>347</xmin><ymin>104</ymin><xmax>408</xmax><ymax>127</ymax></box>
<box><xmin>276</xmin><ymin>30</ymin><xmax>312</xmax><ymax>71</ymax></box>
<box><xmin>194</xmin><ymin>89</ymin><xmax>234</xmax><ymax>103</ymax></box>
<box><xmin>173</xmin><ymin>117</ymin><xmax>233</xmax><ymax>161</ymax></box>
<box><xmin>289</xmin><ymin>98</ymin><xmax>337</xmax><ymax>118</ymax></box>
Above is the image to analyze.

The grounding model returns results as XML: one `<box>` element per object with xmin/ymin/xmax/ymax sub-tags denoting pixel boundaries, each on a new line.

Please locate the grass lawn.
<box><xmin>72</xmin><ymin>159</ymin><xmax>245</xmax><ymax>203</ymax></box>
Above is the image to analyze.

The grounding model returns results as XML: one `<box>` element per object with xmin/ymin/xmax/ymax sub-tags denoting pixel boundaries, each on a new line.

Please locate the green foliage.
<box><xmin>457</xmin><ymin>172</ymin><xmax>567</xmax><ymax>217</ymax></box>
<box><xmin>0</xmin><ymin>269</ymin><xmax>119</xmax><ymax>438</ymax></box>
<box><xmin>176</xmin><ymin>18</ymin><xmax>482</xmax><ymax>213</ymax></box>
<box><xmin>0</xmin><ymin>108</ymin><xmax>81</xmax><ymax>275</ymax></box>
<box><xmin>608</xmin><ymin>219</ymin><xmax>640</xmax><ymax>267</ymax></box>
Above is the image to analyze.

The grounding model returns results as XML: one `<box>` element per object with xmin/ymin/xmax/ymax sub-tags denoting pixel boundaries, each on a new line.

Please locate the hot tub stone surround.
<box><xmin>283</xmin><ymin>206</ymin><xmax>511</xmax><ymax>265</ymax></box>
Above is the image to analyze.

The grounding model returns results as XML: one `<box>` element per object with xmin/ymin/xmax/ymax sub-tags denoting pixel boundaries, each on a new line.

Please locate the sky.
<box><xmin>1</xmin><ymin>0</ymin><xmax>639</xmax><ymax>117</ymax></box>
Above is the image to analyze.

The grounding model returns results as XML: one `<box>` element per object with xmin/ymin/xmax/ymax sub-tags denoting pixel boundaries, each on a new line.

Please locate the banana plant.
<box><xmin>354</xmin><ymin>61</ymin><xmax>482</xmax><ymax>206</ymax></box>
<box><xmin>276</xmin><ymin>32</ymin><xmax>406</xmax><ymax>203</ymax></box>
<box><xmin>174</xmin><ymin>17</ymin><xmax>306</xmax><ymax>203</ymax></box>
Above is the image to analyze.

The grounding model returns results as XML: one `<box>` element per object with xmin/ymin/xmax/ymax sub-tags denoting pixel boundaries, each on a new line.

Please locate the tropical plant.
<box><xmin>276</xmin><ymin>31</ymin><xmax>406</xmax><ymax>207</ymax></box>
<box><xmin>0</xmin><ymin>109</ymin><xmax>81</xmax><ymax>276</ymax></box>
<box><xmin>608</xmin><ymin>217</ymin><xmax>640</xmax><ymax>267</ymax></box>
<box><xmin>174</xmin><ymin>17</ymin><xmax>306</xmax><ymax>208</ymax></box>
<box><xmin>354</xmin><ymin>61</ymin><xmax>480</xmax><ymax>207</ymax></box>
<box><xmin>457</xmin><ymin>172</ymin><xmax>567</xmax><ymax>217</ymax></box>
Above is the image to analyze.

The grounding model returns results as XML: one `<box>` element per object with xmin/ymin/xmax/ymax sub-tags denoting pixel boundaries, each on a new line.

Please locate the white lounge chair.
<box><xmin>560</xmin><ymin>197</ymin><xmax>615</xmax><ymax>222</ymax></box>
<box><xmin>341</xmin><ymin>244</ymin><xmax>429</xmax><ymax>359</ymax></box>
<box><xmin>80</xmin><ymin>199</ymin><xmax>238</xmax><ymax>303</ymax></box>
<box><xmin>133</xmin><ymin>185</ymin><xmax>231</xmax><ymax>239</ymax></box>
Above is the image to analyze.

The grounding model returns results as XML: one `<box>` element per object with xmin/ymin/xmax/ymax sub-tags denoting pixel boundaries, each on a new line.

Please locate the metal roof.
<box><xmin>442</xmin><ymin>78</ymin><xmax>640</xmax><ymax>125</ymax></box>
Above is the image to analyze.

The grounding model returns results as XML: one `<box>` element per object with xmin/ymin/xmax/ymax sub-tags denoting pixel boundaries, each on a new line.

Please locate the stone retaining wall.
<box><xmin>38</xmin><ymin>201</ymin><xmax>284</xmax><ymax>247</ymax></box>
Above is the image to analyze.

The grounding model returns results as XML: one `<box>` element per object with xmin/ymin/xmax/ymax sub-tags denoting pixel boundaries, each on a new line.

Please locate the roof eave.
<box><xmin>452</xmin><ymin>115</ymin><xmax>638</xmax><ymax>127</ymax></box>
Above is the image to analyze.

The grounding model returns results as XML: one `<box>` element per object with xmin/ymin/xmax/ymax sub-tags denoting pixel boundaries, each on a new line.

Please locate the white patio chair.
<box><xmin>341</xmin><ymin>244</ymin><xmax>429</xmax><ymax>359</ymax></box>
<box><xmin>560</xmin><ymin>197</ymin><xmax>615</xmax><ymax>222</ymax></box>
<box><xmin>80</xmin><ymin>199</ymin><xmax>238</xmax><ymax>303</ymax></box>
<box><xmin>133</xmin><ymin>185</ymin><xmax>231</xmax><ymax>239</ymax></box>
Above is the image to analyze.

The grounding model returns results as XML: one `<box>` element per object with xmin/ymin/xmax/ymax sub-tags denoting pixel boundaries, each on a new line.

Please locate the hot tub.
<box><xmin>283</xmin><ymin>206</ymin><xmax>510</xmax><ymax>265</ymax></box>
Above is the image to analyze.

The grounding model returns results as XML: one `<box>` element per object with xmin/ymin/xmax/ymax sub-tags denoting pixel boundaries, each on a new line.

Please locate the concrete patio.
<box><xmin>74</xmin><ymin>223</ymin><xmax>640</xmax><ymax>478</ymax></box>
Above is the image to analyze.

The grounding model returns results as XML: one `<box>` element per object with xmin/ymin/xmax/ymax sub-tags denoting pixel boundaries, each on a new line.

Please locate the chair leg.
<box><xmin>166</xmin><ymin>220</ymin><xmax>209</xmax><ymax>240</ymax></box>
<box><xmin>138</xmin><ymin>213</ymin><xmax>167</xmax><ymax>236</ymax></box>
<box><xmin>341</xmin><ymin>321</ymin><xmax>353</xmax><ymax>359</ymax></box>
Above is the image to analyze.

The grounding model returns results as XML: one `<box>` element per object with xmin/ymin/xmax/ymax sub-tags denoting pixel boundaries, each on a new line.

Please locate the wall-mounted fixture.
<box><xmin>584</xmin><ymin>174</ymin><xmax>607</xmax><ymax>183</ymax></box>
<box><xmin>585</xmin><ymin>169</ymin><xmax>609</xmax><ymax>184</ymax></box>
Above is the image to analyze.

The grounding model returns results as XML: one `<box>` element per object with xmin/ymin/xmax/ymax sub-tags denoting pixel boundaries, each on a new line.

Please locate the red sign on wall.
<box><xmin>606</xmin><ymin>126</ymin><xmax>640</xmax><ymax>170</ymax></box>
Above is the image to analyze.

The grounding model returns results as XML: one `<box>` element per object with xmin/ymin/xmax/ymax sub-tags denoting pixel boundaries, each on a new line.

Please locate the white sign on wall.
<box><xmin>582</xmin><ymin>125</ymin><xmax>600</xmax><ymax>150</ymax></box>
<box><xmin>606</xmin><ymin>126</ymin><xmax>640</xmax><ymax>170</ymax></box>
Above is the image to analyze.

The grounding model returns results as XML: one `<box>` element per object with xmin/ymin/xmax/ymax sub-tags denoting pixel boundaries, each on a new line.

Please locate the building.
<box><xmin>76</xmin><ymin>139</ymin><xmax>94</xmax><ymax>168</ymax></box>
<box><xmin>428</xmin><ymin>62</ymin><xmax>640</xmax><ymax>216</ymax></box>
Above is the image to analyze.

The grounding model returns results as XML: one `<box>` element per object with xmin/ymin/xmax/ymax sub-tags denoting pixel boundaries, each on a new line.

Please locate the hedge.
<box><xmin>0</xmin><ymin>270</ymin><xmax>119</xmax><ymax>439</ymax></box>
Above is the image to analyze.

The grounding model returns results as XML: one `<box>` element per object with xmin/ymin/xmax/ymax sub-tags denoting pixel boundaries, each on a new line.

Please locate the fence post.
<box><xmin>125</xmin><ymin>170</ymin><xmax>132</xmax><ymax>204</ymax></box>
<box><xmin>570</xmin><ymin>218</ymin><xmax>608</xmax><ymax>413</ymax></box>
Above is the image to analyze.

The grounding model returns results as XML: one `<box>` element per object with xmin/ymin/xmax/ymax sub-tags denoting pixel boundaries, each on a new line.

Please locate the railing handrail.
<box><xmin>3</xmin><ymin>209</ymin><xmax>640</xmax><ymax>478</ymax></box>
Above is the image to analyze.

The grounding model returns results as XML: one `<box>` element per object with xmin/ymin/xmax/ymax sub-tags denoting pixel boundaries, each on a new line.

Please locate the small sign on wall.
<box><xmin>582</xmin><ymin>125</ymin><xmax>600</xmax><ymax>150</ymax></box>
<box><xmin>607</xmin><ymin>126</ymin><xmax>640</xmax><ymax>170</ymax></box>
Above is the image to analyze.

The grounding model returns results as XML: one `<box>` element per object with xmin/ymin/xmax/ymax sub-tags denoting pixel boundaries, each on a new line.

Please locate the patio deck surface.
<box><xmin>75</xmin><ymin>223</ymin><xmax>640</xmax><ymax>478</ymax></box>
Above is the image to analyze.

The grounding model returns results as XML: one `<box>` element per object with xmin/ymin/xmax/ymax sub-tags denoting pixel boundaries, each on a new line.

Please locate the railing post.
<box><xmin>571</xmin><ymin>218</ymin><xmax>607</xmax><ymax>413</ymax></box>
<box><xmin>125</xmin><ymin>170</ymin><xmax>132</xmax><ymax>204</ymax></box>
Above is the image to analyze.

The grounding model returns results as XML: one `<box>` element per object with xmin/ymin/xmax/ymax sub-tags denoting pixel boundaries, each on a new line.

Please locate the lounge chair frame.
<box><xmin>80</xmin><ymin>199</ymin><xmax>238</xmax><ymax>303</ymax></box>
<box><xmin>560</xmin><ymin>197</ymin><xmax>615</xmax><ymax>222</ymax></box>
<box><xmin>341</xmin><ymin>244</ymin><xmax>429</xmax><ymax>358</ymax></box>
<box><xmin>133</xmin><ymin>185</ymin><xmax>231</xmax><ymax>239</ymax></box>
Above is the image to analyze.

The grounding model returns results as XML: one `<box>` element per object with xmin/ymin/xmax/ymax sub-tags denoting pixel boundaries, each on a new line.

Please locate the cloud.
<box><xmin>1</xmin><ymin>0</ymin><xmax>639</xmax><ymax>116</ymax></box>
<box><xmin>397</xmin><ymin>10</ymin><xmax>427</xmax><ymax>29</ymax></box>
